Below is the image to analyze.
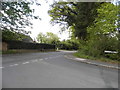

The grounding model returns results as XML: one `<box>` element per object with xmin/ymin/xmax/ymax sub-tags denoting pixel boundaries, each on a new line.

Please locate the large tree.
<box><xmin>48</xmin><ymin>2</ymin><xmax>102</xmax><ymax>40</ymax></box>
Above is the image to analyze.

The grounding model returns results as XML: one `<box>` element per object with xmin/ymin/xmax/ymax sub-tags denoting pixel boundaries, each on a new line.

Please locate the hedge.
<box><xmin>3</xmin><ymin>40</ymin><xmax>56</xmax><ymax>50</ymax></box>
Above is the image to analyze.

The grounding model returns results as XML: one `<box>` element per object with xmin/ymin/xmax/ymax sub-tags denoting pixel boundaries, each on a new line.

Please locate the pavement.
<box><xmin>1</xmin><ymin>51</ymin><xmax>119</xmax><ymax>88</ymax></box>
<box><xmin>64</xmin><ymin>53</ymin><xmax>120</xmax><ymax>70</ymax></box>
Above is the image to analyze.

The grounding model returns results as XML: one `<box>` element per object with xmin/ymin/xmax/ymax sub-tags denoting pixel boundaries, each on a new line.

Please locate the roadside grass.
<box><xmin>0</xmin><ymin>51</ymin><xmax>2</xmax><ymax>54</ymax></box>
<box><xmin>2</xmin><ymin>49</ymin><xmax>57</xmax><ymax>54</ymax></box>
<box><xmin>74</xmin><ymin>52</ymin><xmax>120</xmax><ymax>64</ymax></box>
<box><xmin>2</xmin><ymin>50</ymin><xmax>25</xmax><ymax>54</ymax></box>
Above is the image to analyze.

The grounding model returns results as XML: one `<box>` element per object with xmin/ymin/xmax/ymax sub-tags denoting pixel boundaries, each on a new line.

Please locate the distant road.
<box><xmin>2</xmin><ymin>51</ymin><xmax>118</xmax><ymax>88</ymax></box>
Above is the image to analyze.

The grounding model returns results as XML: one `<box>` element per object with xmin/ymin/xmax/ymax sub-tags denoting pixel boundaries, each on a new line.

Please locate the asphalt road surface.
<box><xmin>2</xmin><ymin>51</ymin><xmax>118</xmax><ymax>88</ymax></box>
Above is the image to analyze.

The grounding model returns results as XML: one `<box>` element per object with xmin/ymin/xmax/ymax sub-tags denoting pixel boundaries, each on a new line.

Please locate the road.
<box><xmin>2</xmin><ymin>51</ymin><xmax>118</xmax><ymax>88</ymax></box>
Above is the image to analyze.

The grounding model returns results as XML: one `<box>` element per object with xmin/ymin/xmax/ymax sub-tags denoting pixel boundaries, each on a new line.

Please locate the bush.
<box><xmin>3</xmin><ymin>40</ymin><xmax>56</xmax><ymax>50</ymax></box>
<box><xmin>79</xmin><ymin>36</ymin><xmax>119</xmax><ymax>60</ymax></box>
<box><xmin>105</xmin><ymin>53</ymin><xmax>118</xmax><ymax>60</ymax></box>
<box><xmin>59</xmin><ymin>39</ymin><xmax>79</xmax><ymax>50</ymax></box>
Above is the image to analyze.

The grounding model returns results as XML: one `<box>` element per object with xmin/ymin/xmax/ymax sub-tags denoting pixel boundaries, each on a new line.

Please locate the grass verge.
<box><xmin>74</xmin><ymin>52</ymin><xmax>120</xmax><ymax>64</ymax></box>
<box><xmin>2</xmin><ymin>50</ymin><xmax>25</xmax><ymax>54</ymax></box>
<box><xmin>2</xmin><ymin>49</ymin><xmax>56</xmax><ymax>54</ymax></box>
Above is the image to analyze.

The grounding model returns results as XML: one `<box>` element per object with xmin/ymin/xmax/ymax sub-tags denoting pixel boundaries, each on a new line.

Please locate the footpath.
<box><xmin>64</xmin><ymin>54</ymin><xmax>120</xmax><ymax>70</ymax></box>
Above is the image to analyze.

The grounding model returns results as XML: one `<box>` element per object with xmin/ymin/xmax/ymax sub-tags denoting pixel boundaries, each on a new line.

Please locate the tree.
<box><xmin>36</xmin><ymin>32</ymin><xmax>60</xmax><ymax>45</ymax></box>
<box><xmin>87</xmin><ymin>3</ymin><xmax>118</xmax><ymax>36</ymax></box>
<box><xmin>2</xmin><ymin>30</ymin><xmax>33</xmax><ymax>42</ymax></box>
<box><xmin>1</xmin><ymin>0</ymin><xmax>40</xmax><ymax>33</ymax></box>
<box><xmin>83</xmin><ymin>3</ymin><xmax>119</xmax><ymax>58</ymax></box>
<box><xmin>46</xmin><ymin>32</ymin><xmax>60</xmax><ymax>45</ymax></box>
<box><xmin>59</xmin><ymin>39</ymin><xmax>79</xmax><ymax>50</ymax></box>
<box><xmin>49</xmin><ymin>2</ymin><xmax>119</xmax><ymax>60</ymax></box>
<box><xmin>36</xmin><ymin>32</ymin><xmax>47</xmax><ymax>43</ymax></box>
<box><xmin>48</xmin><ymin>2</ymin><xmax>102</xmax><ymax>40</ymax></box>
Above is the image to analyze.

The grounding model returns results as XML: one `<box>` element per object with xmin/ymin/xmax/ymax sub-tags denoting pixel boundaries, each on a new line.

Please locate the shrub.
<box><xmin>3</xmin><ymin>40</ymin><xmax>56</xmax><ymax>50</ymax></box>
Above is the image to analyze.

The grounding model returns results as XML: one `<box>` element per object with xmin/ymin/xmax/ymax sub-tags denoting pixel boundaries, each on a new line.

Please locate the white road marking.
<box><xmin>39</xmin><ymin>59</ymin><xmax>43</xmax><ymax>61</ymax></box>
<box><xmin>44</xmin><ymin>58</ymin><xmax>48</xmax><ymax>60</ymax></box>
<box><xmin>100</xmin><ymin>64</ymin><xmax>108</xmax><ymax>67</ymax></box>
<box><xmin>86</xmin><ymin>62</ymin><xmax>91</xmax><ymax>64</ymax></box>
<box><xmin>0</xmin><ymin>67</ymin><xmax>4</xmax><ymax>69</ymax></box>
<box><xmin>10</xmin><ymin>64</ymin><xmax>18</xmax><ymax>67</ymax></box>
<box><xmin>75</xmin><ymin>58</ymin><xmax>86</xmax><ymax>61</ymax></box>
<box><xmin>22</xmin><ymin>62</ymin><xmax>30</xmax><ymax>64</ymax></box>
<box><xmin>31</xmin><ymin>60</ymin><xmax>38</xmax><ymax>62</ymax></box>
<box><xmin>41</xmin><ymin>61</ymin><xmax>49</xmax><ymax>65</ymax></box>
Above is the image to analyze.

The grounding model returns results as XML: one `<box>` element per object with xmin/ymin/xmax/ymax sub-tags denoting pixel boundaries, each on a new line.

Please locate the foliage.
<box><xmin>2</xmin><ymin>30</ymin><xmax>33</xmax><ymax>42</ymax></box>
<box><xmin>36</xmin><ymin>32</ymin><xmax>60</xmax><ymax>46</ymax></box>
<box><xmin>48</xmin><ymin>2</ymin><xmax>102</xmax><ymax>40</ymax></box>
<box><xmin>59</xmin><ymin>39</ymin><xmax>79</xmax><ymax>50</ymax></box>
<box><xmin>80</xmin><ymin>3</ymin><xmax>119</xmax><ymax>60</ymax></box>
<box><xmin>36</xmin><ymin>32</ymin><xmax>47</xmax><ymax>43</ymax></box>
<box><xmin>87</xmin><ymin>3</ymin><xmax>118</xmax><ymax>36</ymax></box>
<box><xmin>74</xmin><ymin>52</ymin><xmax>120</xmax><ymax>64</ymax></box>
<box><xmin>1</xmin><ymin>0</ymin><xmax>40</xmax><ymax>33</ymax></box>
<box><xmin>49</xmin><ymin>2</ymin><xmax>119</xmax><ymax>60</ymax></box>
<box><xmin>117</xmin><ymin>1</ymin><xmax>120</xmax><ymax>60</ymax></box>
<box><xmin>79</xmin><ymin>36</ymin><xmax>118</xmax><ymax>59</ymax></box>
<box><xmin>46</xmin><ymin>32</ymin><xmax>60</xmax><ymax>45</ymax></box>
<box><xmin>4</xmin><ymin>40</ymin><xmax>55</xmax><ymax>50</ymax></box>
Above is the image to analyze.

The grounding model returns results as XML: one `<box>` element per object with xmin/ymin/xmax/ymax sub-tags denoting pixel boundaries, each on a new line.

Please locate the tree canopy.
<box><xmin>48</xmin><ymin>2</ymin><xmax>119</xmax><ymax>60</ymax></box>
<box><xmin>48</xmin><ymin>2</ymin><xmax>102</xmax><ymax>40</ymax></box>
<box><xmin>1</xmin><ymin>0</ymin><xmax>40</xmax><ymax>34</ymax></box>
<box><xmin>36</xmin><ymin>32</ymin><xmax>60</xmax><ymax>45</ymax></box>
<box><xmin>2</xmin><ymin>30</ymin><xmax>33</xmax><ymax>42</ymax></box>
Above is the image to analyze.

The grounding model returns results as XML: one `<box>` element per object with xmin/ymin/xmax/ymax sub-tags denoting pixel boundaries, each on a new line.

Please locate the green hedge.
<box><xmin>3</xmin><ymin>40</ymin><xmax>55</xmax><ymax>50</ymax></box>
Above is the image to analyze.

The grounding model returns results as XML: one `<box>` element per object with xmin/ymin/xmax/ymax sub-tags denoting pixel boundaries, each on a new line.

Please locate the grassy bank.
<box><xmin>74</xmin><ymin>52</ymin><xmax>120</xmax><ymax>64</ymax></box>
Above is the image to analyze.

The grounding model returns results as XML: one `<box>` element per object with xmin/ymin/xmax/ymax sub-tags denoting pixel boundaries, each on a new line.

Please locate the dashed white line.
<box><xmin>22</xmin><ymin>62</ymin><xmax>30</xmax><ymax>64</ymax></box>
<box><xmin>0</xmin><ymin>67</ymin><xmax>4</xmax><ymax>69</ymax></box>
<box><xmin>10</xmin><ymin>64</ymin><xmax>19</xmax><ymax>67</ymax></box>
<box><xmin>52</xmin><ymin>56</ymin><xmax>58</xmax><ymax>58</ymax></box>
<box><xmin>39</xmin><ymin>59</ymin><xmax>43</xmax><ymax>61</ymax></box>
<box><xmin>31</xmin><ymin>60</ymin><xmax>38</xmax><ymax>62</ymax></box>
<box><xmin>41</xmin><ymin>62</ymin><xmax>49</xmax><ymax>65</ymax></box>
<box><xmin>44</xmin><ymin>58</ymin><xmax>48</xmax><ymax>60</ymax></box>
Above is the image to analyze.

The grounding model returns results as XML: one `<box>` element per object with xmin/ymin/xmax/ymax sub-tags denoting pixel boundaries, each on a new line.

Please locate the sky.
<box><xmin>25</xmin><ymin>0</ymin><xmax>70</xmax><ymax>41</ymax></box>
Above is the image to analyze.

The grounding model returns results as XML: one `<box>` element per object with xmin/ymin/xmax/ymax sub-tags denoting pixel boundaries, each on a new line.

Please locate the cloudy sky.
<box><xmin>25</xmin><ymin>0</ymin><xmax>70</xmax><ymax>41</ymax></box>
